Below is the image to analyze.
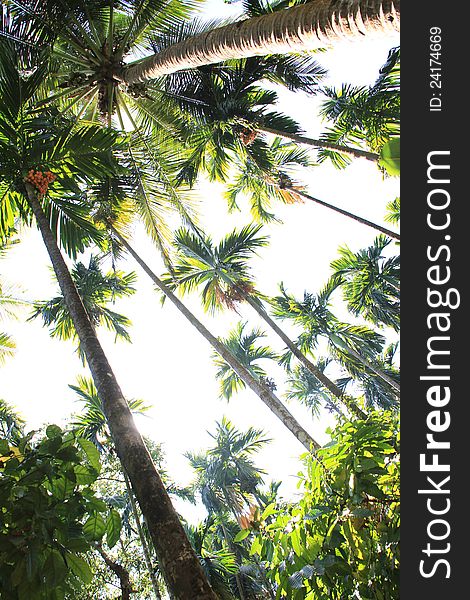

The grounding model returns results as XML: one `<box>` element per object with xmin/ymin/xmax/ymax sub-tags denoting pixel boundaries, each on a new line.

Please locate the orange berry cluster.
<box><xmin>25</xmin><ymin>169</ymin><xmax>56</xmax><ymax>198</ymax></box>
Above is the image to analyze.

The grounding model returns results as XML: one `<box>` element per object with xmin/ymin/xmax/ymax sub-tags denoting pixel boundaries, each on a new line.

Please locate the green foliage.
<box><xmin>379</xmin><ymin>138</ymin><xmax>400</xmax><ymax>176</ymax></box>
<box><xmin>248</xmin><ymin>412</ymin><xmax>400</xmax><ymax>599</ymax></box>
<box><xmin>213</xmin><ymin>321</ymin><xmax>278</xmax><ymax>399</ymax></box>
<box><xmin>318</xmin><ymin>46</ymin><xmax>400</xmax><ymax>168</ymax></box>
<box><xmin>30</xmin><ymin>255</ymin><xmax>137</xmax><ymax>361</ymax></box>
<box><xmin>0</xmin><ymin>426</ymin><xmax>122</xmax><ymax>599</ymax></box>
<box><xmin>329</xmin><ymin>235</ymin><xmax>400</xmax><ymax>332</ymax></box>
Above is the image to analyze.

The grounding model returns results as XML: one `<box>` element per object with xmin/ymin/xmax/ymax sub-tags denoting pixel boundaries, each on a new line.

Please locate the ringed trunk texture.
<box><xmin>121</xmin><ymin>0</ymin><xmax>400</xmax><ymax>83</ymax></box>
<box><xmin>291</xmin><ymin>188</ymin><xmax>400</xmax><ymax>241</ymax></box>
<box><xmin>25</xmin><ymin>186</ymin><xmax>217</xmax><ymax>600</ymax></box>
<box><xmin>111</xmin><ymin>226</ymin><xmax>319</xmax><ymax>451</ymax></box>
<box><xmin>242</xmin><ymin>294</ymin><xmax>366</xmax><ymax>419</ymax></box>
<box><xmin>258</xmin><ymin>125</ymin><xmax>380</xmax><ymax>162</ymax></box>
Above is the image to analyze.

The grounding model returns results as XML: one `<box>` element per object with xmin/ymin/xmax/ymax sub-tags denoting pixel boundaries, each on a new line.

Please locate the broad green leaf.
<box><xmin>74</xmin><ymin>464</ymin><xmax>99</xmax><ymax>485</ymax></box>
<box><xmin>105</xmin><ymin>509</ymin><xmax>122</xmax><ymax>549</ymax></box>
<box><xmin>65</xmin><ymin>553</ymin><xmax>93</xmax><ymax>584</ymax></box>
<box><xmin>77</xmin><ymin>438</ymin><xmax>101</xmax><ymax>472</ymax></box>
<box><xmin>83</xmin><ymin>513</ymin><xmax>106</xmax><ymax>541</ymax></box>
<box><xmin>233</xmin><ymin>529</ymin><xmax>250</xmax><ymax>543</ymax></box>
<box><xmin>44</xmin><ymin>550</ymin><xmax>67</xmax><ymax>587</ymax></box>
<box><xmin>46</xmin><ymin>425</ymin><xmax>62</xmax><ymax>439</ymax></box>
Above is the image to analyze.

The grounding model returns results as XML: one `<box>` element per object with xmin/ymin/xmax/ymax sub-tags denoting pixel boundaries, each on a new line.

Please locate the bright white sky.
<box><xmin>0</xmin><ymin>1</ymin><xmax>399</xmax><ymax>523</ymax></box>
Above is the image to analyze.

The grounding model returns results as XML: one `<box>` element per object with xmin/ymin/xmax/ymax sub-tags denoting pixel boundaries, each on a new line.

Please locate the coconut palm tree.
<box><xmin>30</xmin><ymin>254</ymin><xmax>137</xmax><ymax>361</ymax></box>
<box><xmin>6</xmin><ymin>0</ymin><xmax>400</xmax><ymax>88</ymax></box>
<box><xmin>329</xmin><ymin>235</ymin><xmax>400</xmax><ymax>331</ymax></box>
<box><xmin>162</xmin><ymin>223</ymin><xmax>365</xmax><ymax>417</ymax></box>
<box><xmin>103</xmin><ymin>220</ymin><xmax>319</xmax><ymax>451</ymax></box>
<box><xmin>0</xmin><ymin>48</ymin><xmax>217</xmax><ymax>598</ymax></box>
<box><xmin>270</xmin><ymin>281</ymin><xmax>400</xmax><ymax>395</ymax></box>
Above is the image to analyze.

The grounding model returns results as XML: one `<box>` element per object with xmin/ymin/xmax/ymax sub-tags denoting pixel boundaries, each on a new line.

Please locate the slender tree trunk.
<box><xmin>97</xmin><ymin>546</ymin><xmax>134</xmax><ymax>600</ymax></box>
<box><xmin>257</xmin><ymin>125</ymin><xmax>379</xmax><ymax>162</ymax></box>
<box><xmin>24</xmin><ymin>186</ymin><xmax>217</xmax><ymax>600</ymax></box>
<box><xmin>240</xmin><ymin>294</ymin><xmax>366</xmax><ymax>419</ymax></box>
<box><xmin>110</xmin><ymin>225</ymin><xmax>319</xmax><ymax>451</ymax></box>
<box><xmin>287</xmin><ymin>187</ymin><xmax>400</xmax><ymax>241</ymax></box>
<box><xmin>121</xmin><ymin>0</ymin><xmax>400</xmax><ymax>83</ymax></box>
<box><xmin>330</xmin><ymin>336</ymin><xmax>400</xmax><ymax>394</ymax></box>
<box><xmin>123</xmin><ymin>472</ymin><xmax>163</xmax><ymax>600</ymax></box>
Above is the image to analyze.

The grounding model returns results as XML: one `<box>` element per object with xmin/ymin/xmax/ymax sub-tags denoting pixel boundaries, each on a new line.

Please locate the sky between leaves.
<box><xmin>0</xmin><ymin>0</ymin><xmax>400</xmax><ymax>523</ymax></box>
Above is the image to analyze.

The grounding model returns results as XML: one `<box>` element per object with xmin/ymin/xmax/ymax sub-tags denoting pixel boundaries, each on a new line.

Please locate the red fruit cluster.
<box><xmin>25</xmin><ymin>169</ymin><xmax>56</xmax><ymax>198</ymax></box>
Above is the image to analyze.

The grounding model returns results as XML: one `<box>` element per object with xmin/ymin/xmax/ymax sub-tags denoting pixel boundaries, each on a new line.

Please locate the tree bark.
<box><xmin>121</xmin><ymin>0</ymin><xmax>400</xmax><ymax>83</ymax></box>
<box><xmin>288</xmin><ymin>187</ymin><xmax>400</xmax><ymax>241</ymax></box>
<box><xmin>123</xmin><ymin>472</ymin><xmax>163</xmax><ymax>600</ymax></box>
<box><xmin>241</xmin><ymin>294</ymin><xmax>366</xmax><ymax>419</ymax></box>
<box><xmin>111</xmin><ymin>225</ymin><xmax>320</xmax><ymax>451</ymax></box>
<box><xmin>258</xmin><ymin>125</ymin><xmax>380</xmax><ymax>162</ymax></box>
<box><xmin>24</xmin><ymin>185</ymin><xmax>217</xmax><ymax>600</ymax></box>
<box><xmin>97</xmin><ymin>546</ymin><xmax>134</xmax><ymax>600</ymax></box>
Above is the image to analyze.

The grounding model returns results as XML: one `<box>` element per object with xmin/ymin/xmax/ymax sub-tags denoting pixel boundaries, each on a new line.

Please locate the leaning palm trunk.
<box><xmin>258</xmin><ymin>125</ymin><xmax>380</xmax><ymax>162</ymax></box>
<box><xmin>121</xmin><ymin>0</ymin><xmax>400</xmax><ymax>83</ymax></box>
<box><xmin>25</xmin><ymin>186</ymin><xmax>217</xmax><ymax>600</ymax></box>
<box><xmin>240</xmin><ymin>293</ymin><xmax>366</xmax><ymax>419</ymax></box>
<box><xmin>285</xmin><ymin>186</ymin><xmax>400</xmax><ymax>241</ymax></box>
<box><xmin>329</xmin><ymin>333</ymin><xmax>400</xmax><ymax>394</ymax></box>
<box><xmin>111</xmin><ymin>226</ymin><xmax>319</xmax><ymax>451</ymax></box>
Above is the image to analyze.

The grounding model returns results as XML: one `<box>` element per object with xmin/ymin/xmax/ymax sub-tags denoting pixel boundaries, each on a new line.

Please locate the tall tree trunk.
<box><xmin>329</xmin><ymin>333</ymin><xmax>400</xmax><ymax>394</ymax></box>
<box><xmin>123</xmin><ymin>472</ymin><xmax>163</xmax><ymax>600</ymax></box>
<box><xmin>240</xmin><ymin>293</ymin><xmax>366</xmax><ymax>419</ymax></box>
<box><xmin>257</xmin><ymin>125</ymin><xmax>379</xmax><ymax>162</ymax></box>
<box><xmin>110</xmin><ymin>225</ymin><xmax>319</xmax><ymax>451</ymax></box>
<box><xmin>285</xmin><ymin>186</ymin><xmax>400</xmax><ymax>241</ymax></box>
<box><xmin>24</xmin><ymin>186</ymin><xmax>217</xmax><ymax>600</ymax></box>
<box><xmin>121</xmin><ymin>0</ymin><xmax>400</xmax><ymax>83</ymax></box>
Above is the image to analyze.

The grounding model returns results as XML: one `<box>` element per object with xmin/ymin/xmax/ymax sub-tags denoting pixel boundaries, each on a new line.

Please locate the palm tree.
<box><xmin>317</xmin><ymin>45</ymin><xmax>400</xmax><ymax>168</ymax></box>
<box><xmin>30</xmin><ymin>254</ymin><xmax>137</xmax><ymax>361</ymax></box>
<box><xmin>7</xmin><ymin>0</ymin><xmax>400</xmax><ymax>88</ymax></box>
<box><xmin>0</xmin><ymin>398</ymin><xmax>25</xmax><ymax>443</ymax></box>
<box><xmin>187</xmin><ymin>418</ymin><xmax>270</xmax><ymax>599</ymax></box>
<box><xmin>183</xmin><ymin>519</ymin><xmax>239</xmax><ymax>600</ymax></box>
<box><xmin>165</xmin><ymin>56</ymin><xmax>379</xmax><ymax>177</ymax></box>
<box><xmin>226</xmin><ymin>138</ymin><xmax>400</xmax><ymax>237</ymax></box>
<box><xmin>270</xmin><ymin>282</ymin><xmax>400</xmax><ymax>395</ymax></box>
<box><xmin>0</xmin><ymin>49</ymin><xmax>217</xmax><ymax>599</ymax></box>
<box><xmin>335</xmin><ymin>342</ymin><xmax>399</xmax><ymax>410</ymax></box>
<box><xmin>106</xmin><ymin>222</ymin><xmax>319</xmax><ymax>451</ymax></box>
<box><xmin>162</xmin><ymin>223</ymin><xmax>365</xmax><ymax>417</ymax></box>
<box><xmin>213</xmin><ymin>322</ymin><xmax>278</xmax><ymax>401</ymax></box>
<box><xmin>285</xmin><ymin>360</ymin><xmax>345</xmax><ymax>418</ymax></box>
<box><xmin>329</xmin><ymin>235</ymin><xmax>400</xmax><ymax>331</ymax></box>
